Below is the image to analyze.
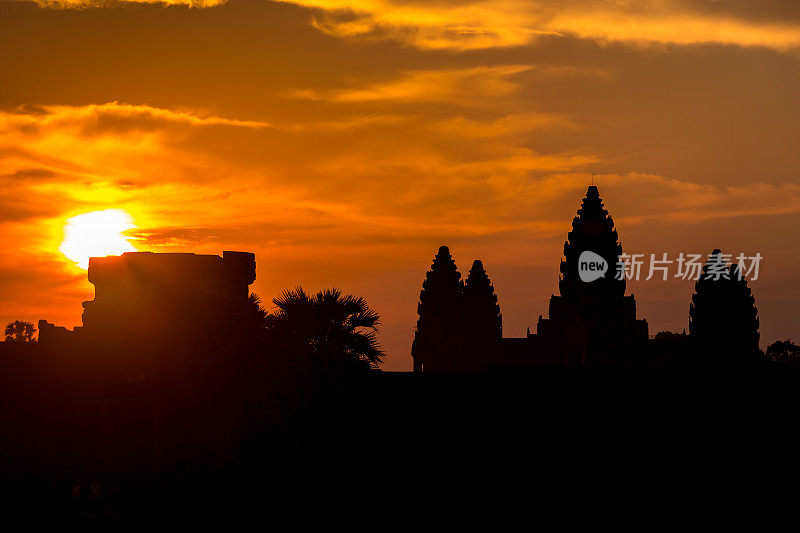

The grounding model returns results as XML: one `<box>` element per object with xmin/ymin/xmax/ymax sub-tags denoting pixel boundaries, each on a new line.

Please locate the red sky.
<box><xmin>1</xmin><ymin>0</ymin><xmax>799</xmax><ymax>369</ymax></box>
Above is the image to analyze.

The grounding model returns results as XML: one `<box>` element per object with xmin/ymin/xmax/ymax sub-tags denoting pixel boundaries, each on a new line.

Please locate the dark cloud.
<box><xmin>2</xmin><ymin>168</ymin><xmax>60</xmax><ymax>181</ymax></box>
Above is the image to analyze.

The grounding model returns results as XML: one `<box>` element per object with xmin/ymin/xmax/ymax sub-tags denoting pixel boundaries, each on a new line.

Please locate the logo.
<box><xmin>578</xmin><ymin>251</ymin><xmax>608</xmax><ymax>282</ymax></box>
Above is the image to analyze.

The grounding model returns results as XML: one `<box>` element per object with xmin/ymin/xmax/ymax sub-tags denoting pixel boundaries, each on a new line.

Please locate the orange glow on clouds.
<box><xmin>20</xmin><ymin>0</ymin><xmax>800</xmax><ymax>50</ymax></box>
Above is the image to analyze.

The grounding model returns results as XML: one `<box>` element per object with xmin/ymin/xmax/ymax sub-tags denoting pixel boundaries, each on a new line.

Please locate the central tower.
<box><xmin>535</xmin><ymin>186</ymin><xmax>647</xmax><ymax>364</ymax></box>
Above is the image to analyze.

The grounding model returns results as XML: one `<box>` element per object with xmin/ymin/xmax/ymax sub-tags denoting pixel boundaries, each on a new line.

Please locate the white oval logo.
<box><xmin>578</xmin><ymin>251</ymin><xmax>608</xmax><ymax>282</ymax></box>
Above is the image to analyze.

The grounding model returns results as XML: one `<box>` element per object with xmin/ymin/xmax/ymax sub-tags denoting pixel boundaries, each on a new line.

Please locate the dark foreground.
<box><xmin>2</xmin><ymin>366</ymin><xmax>799</xmax><ymax>520</ymax></box>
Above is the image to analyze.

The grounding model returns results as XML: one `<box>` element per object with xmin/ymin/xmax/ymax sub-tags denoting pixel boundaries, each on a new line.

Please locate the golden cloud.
<box><xmin>3</xmin><ymin>101</ymin><xmax>797</xmax><ymax>240</ymax></box>
<box><xmin>34</xmin><ymin>0</ymin><xmax>225</xmax><ymax>7</ymax></box>
<box><xmin>0</xmin><ymin>102</ymin><xmax>270</xmax><ymax>132</ymax></box>
<box><xmin>290</xmin><ymin>65</ymin><xmax>532</xmax><ymax>105</ymax></box>
<box><xmin>23</xmin><ymin>0</ymin><xmax>800</xmax><ymax>50</ymax></box>
<box><xmin>300</xmin><ymin>0</ymin><xmax>800</xmax><ymax>50</ymax></box>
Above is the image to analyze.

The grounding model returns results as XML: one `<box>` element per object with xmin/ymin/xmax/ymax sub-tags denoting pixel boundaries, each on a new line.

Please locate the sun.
<box><xmin>60</xmin><ymin>209</ymin><xmax>138</xmax><ymax>269</ymax></box>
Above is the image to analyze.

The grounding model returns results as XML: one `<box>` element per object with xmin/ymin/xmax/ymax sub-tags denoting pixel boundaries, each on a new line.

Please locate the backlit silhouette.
<box><xmin>5</xmin><ymin>0</ymin><xmax>800</xmax><ymax>519</ymax></box>
<box><xmin>266</xmin><ymin>286</ymin><xmax>385</xmax><ymax>372</ymax></box>
<box><xmin>532</xmin><ymin>185</ymin><xmax>648</xmax><ymax>365</ymax></box>
<box><xmin>411</xmin><ymin>245</ymin><xmax>465</xmax><ymax>372</ymax></box>
<box><xmin>689</xmin><ymin>249</ymin><xmax>761</xmax><ymax>364</ymax></box>
<box><xmin>766</xmin><ymin>339</ymin><xmax>800</xmax><ymax>364</ymax></box>
<box><xmin>80</xmin><ymin>250</ymin><xmax>256</xmax><ymax>345</ymax></box>
<box><xmin>413</xmin><ymin>186</ymin><xmax>649</xmax><ymax>370</ymax></box>
<box><xmin>4</xmin><ymin>320</ymin><xmax>36</xmax><ymax>343</ymax></box>
<box><xmin>0</xmin><ymin>188</ymin><xmax>789</xmax><ymax>518</ymax></box>
<box><xmin>411</xmin><ymin>187</ymin><xmax>773</xmax><ymax>369</ymax></box>
<box><xmin>463</xmin><ymin>260</ymin><xmax>503</xmax><ymax>371</ymax></box>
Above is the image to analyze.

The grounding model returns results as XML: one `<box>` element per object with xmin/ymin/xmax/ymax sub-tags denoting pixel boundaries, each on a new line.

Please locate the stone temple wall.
<box><xmin>81</xmin><ymin>251</ymin><xmax>256</xmax><ymax>343</ymax></box>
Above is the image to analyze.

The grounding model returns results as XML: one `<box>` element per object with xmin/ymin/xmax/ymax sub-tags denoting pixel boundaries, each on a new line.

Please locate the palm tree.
<box><xmin>267</xmin><ymin>287</ymin><xmax>384</xmax><ymax>369</ymax></box>
<box><xmin>247</xmin><ymin>292</ymin><xmax>269</xmax><ymax>330</ymax></box>
<box><xmin>4</xmin><ymin>320</ymin><xmax>36</xmax><ymax>342</ymax></box>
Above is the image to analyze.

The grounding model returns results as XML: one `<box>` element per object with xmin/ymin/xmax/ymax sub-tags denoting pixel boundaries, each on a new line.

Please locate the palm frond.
<box><xmin>266</xmin><ymin>286</ymin><xmax>385</xmax><ymax>369</ymax></box>
<box><xmin>346</xmin><ymin>309</ymin><xmax>381</xmax><ymax>331</ymax></box>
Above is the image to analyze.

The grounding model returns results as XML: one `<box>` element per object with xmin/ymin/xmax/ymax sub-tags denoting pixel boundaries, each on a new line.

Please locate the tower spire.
<box><xmin>536</xmin><ymin>185</ymin><xmax>648</xmax><ymax>364</ymax></box>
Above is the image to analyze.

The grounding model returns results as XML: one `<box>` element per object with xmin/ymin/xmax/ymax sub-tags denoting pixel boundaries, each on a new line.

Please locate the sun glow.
<box><xmin>60</xmin><ymin>209</ymin><xmax>137</xmax><ymax>269</ymax></box>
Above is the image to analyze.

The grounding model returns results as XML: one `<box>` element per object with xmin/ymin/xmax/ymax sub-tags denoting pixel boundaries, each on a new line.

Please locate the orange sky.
<box><xmin>1</xmin><ymin>0</ymin><xmax>799</xmax><ymax>370</ymax></box>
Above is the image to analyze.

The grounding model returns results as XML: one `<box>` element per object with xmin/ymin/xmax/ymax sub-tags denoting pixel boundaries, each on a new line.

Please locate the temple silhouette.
<box><xmin>0</xmin><ymin>186</ymin><xmax>779</xmax><ymax>517</ymax></box>
<box><xmin>412</xmin><ymin>186</ymin><xmax>760</xmax><ymax>371</ymax></box>
<box><xmin>40</xmin><ymin>250</ymin><xmax>258</xmax><ymax>348</ymax></box>
<box><xmin>689</xmin><ymin>249</ymin><xmax>761</xmax><ymax>364</ymax></box>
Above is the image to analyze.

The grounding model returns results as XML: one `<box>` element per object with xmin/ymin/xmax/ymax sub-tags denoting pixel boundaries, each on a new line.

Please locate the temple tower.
<box><xmin>536</xmin><ymin>186</ymin><xmax>648</xmax><ymax>364</ymax></box>
<box><xmin>411</xmin><ymin>246</ymin><xmax>463</xmax><ymax>372</ymax></box>
<box><xmin>689</xmin><ymin>249</ymin><xmax>760</xmax><ymax>363</ymax></box>
<box><xmin>462</xmin><ymin>260</ymin><xmax>503</xmax><ymax>371</ymax></box>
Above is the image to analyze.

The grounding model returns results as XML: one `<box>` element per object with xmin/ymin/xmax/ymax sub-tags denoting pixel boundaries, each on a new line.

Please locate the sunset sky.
<box><xmin>1</xmin><ymin>0</ymin><xmax>799</xmax><ymax>369</ymax></box>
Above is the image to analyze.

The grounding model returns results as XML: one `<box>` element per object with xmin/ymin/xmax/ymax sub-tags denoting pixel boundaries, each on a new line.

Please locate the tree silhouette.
<box><xmin>4</xmin><ymin>320</ymin><xmax>36</xmax><ymax>342</ymax></box>
<box><xmin>689</xmin><ymin>249</ymin><xmax>761</xmax><ymax>363</ymax></box>
<box><xmin>412</xmin><ymin>245</ymin><xmax>463</xmax><ymax>372</ymax></box>
<box><xmin>266</xmin><ymin>287</ymin><xmax>384</xmax><ymax>370</ymax></box>
<box><xmin>766</xmin><ymin>339</ymin><xmax>800</xmax><ymax>365</ymax></box>
<box><xmin>247</xmin><ymin>292</ymin><xmax>269</xmax><ymax>330</ymax></box>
